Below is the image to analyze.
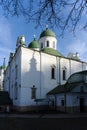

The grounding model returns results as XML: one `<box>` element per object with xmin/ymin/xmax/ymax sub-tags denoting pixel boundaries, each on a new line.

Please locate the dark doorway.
<box><xmin>80</xmin><ymin>98</ymin><xmax>85</xmax><ymax>112</ymax></box>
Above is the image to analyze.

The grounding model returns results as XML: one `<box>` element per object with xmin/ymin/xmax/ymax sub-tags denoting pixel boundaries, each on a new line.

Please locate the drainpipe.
<box><xmin>59</xmin><ymin>57</ymin><xmax>61</xmax><ymax>85</ymax></box>
<box><xmin>56</xmin><ymin>57</ymin><xmax>58</xmax><ymax>84</ymax></box>
<box><xmin>40</xmin><ymin>51</ymin><xmax>42</xmax><ymax>98</ymax></box>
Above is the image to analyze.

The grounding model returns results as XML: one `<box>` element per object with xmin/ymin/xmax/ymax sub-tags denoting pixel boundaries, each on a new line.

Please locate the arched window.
<box><xmin>47</xmin><ymin>41</ymin><xmax>49</xmax><ymax>47</ymax></box>
<box><xmin>62</xmin><ymin>67</ymin><xmax>67</xmax><ymax>81</ymax></box>
<box><xmin>31</xmin><ymin>85</ymin><xmax>36</xmax><ymax>99</ymax></box>
<box><xmin>51</xmin><ymin>65</ymin><xmax>56</xmax><ymax>79</ymax></box>
<box><xmin>63</xmin><ymin>70</ymin><xmax>66</xmax><ymax>80</ymax></box>
<box><xmin>41</xmin><ymin>43</ymin><xmax>43</xmax><ymax>48</ymax></box>
<box><xmin>53</xmin><ymin>41</ymin><xmax>55</xmax><ymax>48</ymax></box>
<box><xmin>14</xmin><ymin>82</ymin><xmax>18</xmax><ymax>100</ymax></box>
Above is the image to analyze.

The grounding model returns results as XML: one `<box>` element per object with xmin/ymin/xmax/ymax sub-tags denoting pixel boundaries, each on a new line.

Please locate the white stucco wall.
<box><xmin>56</xmin><ymin>93</ymin><xmax>79</xmax><ymax>107</ymax></box>
<box><xmin>4</xmin><ymin>45</ymin><xmax>87</xmax><ymax>107</ymax></box>
<box><xmin>56</xmin><ymin>85</ymin><xmax>87</xmax><ymax>108</ymax></box>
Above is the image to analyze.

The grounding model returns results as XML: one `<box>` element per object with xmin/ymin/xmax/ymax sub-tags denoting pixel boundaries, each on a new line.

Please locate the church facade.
<box><xmin>4</xmin><ymin>27</ymin><xmax>87</xmax><ymax>111</ymax></box>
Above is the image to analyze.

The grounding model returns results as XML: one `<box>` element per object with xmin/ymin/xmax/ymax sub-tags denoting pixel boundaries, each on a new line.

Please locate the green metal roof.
<box><xmin>47</xmin><ymin>70</ymin><xmax>87</xmax><ymax>95</ymax></box>
<box><xmin>47</xmin><ymin>84</ymin><xmax>65</xmax><ymax>95</ymax></box>
<box><xmin>41</xmin><ymin>48</ymin><xmax>64</xmax><ymax>57</ymax></box>
<box><xmin>28</xmin><ymin>38</ymin><xmax>39</xmax><ymax>49</ymax></box>
<box><xmin>34</xmin><ymin>98</ymin><xmax>45</xmax><ymax>102</ymax></box>
<box><xmin>67</xmin><ymin>70</ymin><xmax>87</xmax><ymax>84</ymax></box>
<box><xmin>0</xmin><ymin>66</ymin><xmax>6</xmax><ymax>70</ymax></box>
<box><xmin>47</xmin><ymin>82</ymin><xmax>86</xmax><ymax>95</ymax></box>
<box><xmin>0</xmin><ymin>91</ymin><xmax>12</xmax><ymax>105</ymax></box>
<box><xmin>68</xmin><ymin>55</ymin><xmax>80</xmax><ymax>61</ymax></box>
<box><xmin>40</xmin><ymin>28</ymin><xmax>56</xmax><ymax>38</ymax></box>
<box><xmin>21</xmin><ymin>41</ymin><xmax>26</xmax><ymax>45</ymax></box>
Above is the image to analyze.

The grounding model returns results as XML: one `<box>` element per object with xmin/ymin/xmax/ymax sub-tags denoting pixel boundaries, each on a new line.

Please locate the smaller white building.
<box><xmin>47</xmin><ymin>71</ymin><xmax>87</xmax><ymax>113</ymax></box>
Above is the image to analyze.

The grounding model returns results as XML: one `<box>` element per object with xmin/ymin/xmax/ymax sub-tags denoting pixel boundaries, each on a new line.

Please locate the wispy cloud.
<box><xmin>0</xmin><ymin>47</ymin><xmax>12</xmax><ymax>53</ymax></box>
<box><xmin>0</xmin><ymin>16</ymin><xmax>12</xmax><ymax>47</ymax></box>
<box><xmin>66</xmin><ymin>30</ymin><xmax>87</xmax><ymax>62</ymax></box>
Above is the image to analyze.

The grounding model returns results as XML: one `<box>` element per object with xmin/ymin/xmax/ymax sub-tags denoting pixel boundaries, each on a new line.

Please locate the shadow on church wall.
<box><xmin>22</xmin><ymin>53</ymin><xmax>45</xmax><ymax>99</ymax></box>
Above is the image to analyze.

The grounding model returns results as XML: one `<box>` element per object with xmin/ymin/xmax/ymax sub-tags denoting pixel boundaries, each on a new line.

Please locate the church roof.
<box><xmin>47</xmin><ymin>82</ymin><xmax>87</xmax><ymax>95</ymax></box>
<box><xmin>47</xmin><ymin>70</ymin><xmax>87</xmax><ymax>95</ymax></box>
<box><xmin>40</xmin><ymin>28</ymin><xmax>56</xmax><ymax>38</ymax></box>
<box><xmin>28</xmin><ymin>38</ymin><xmax>39</xmax><ymax>49</ymax></box>
<box><xmin>41</xmin><ymin>48</ymin><xmax>64</xmax><ymax>57</ymax></box>
<box><xmin>67</xmin><ymin>70</ymin><xmax>87</xmax><ymax>84</ymax></box>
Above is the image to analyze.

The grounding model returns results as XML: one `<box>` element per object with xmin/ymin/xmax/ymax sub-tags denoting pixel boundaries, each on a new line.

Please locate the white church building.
<box><xmin>3</xmin><ymin>27</ymin><xmax>87</xmax><ymax>112</ymax></box>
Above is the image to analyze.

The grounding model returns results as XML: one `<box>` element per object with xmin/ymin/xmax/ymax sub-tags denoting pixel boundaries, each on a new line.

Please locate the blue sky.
<box><xmin>0</xmin><ymin>14</ymin><xmax>87</xmax><ymax>66</ymax></box>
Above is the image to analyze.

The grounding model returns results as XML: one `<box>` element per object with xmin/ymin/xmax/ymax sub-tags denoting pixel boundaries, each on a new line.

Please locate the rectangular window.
<box><xmin>31</xmin><ymin>85</ymin><xmax>36</xmax><ymax>99</ymax></box>
<box><xmin>51</xmin><ymin>67</ymin><xmax>55</xmax><ymax>79</ymax></box>
<box><xmin>63</xmin><ymin>70</ymin><xmax>66</xmax><ymax>80</ymax></box>
<box><xmin>61</xmin><ymin>99</ymin><xmax>64</xmax><ymax>106</ymax></box>
<box><xmin>47</xmin><ymin>41</ymin><xmax>49</xmax><ymax>47</ymax></box>
<box><xmin>41</xmin><ymin>43</ymin><xmax>43</xmax><ymax>48</ymax></box>
<box><xmin>14</xmin><ymin>82</ymin><xmax>18</xmax><ymax>100</ymax></box>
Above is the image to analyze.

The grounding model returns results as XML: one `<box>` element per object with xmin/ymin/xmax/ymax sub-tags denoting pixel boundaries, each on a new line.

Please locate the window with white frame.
<box><xmin>51</xmin><ymin>65</ymin><xmax>56</xmax><ymax>79</ymax></box>
<box><xmin>62</xmin><ymin>67</ymin><xmax>67</xmax><ymax>81</ymax></box>
<box><xmin>47</xmin><ymin>41</ymin><xmax>49</xmax><ymax>47</ymax></box>
<box><xmin>31</xmin><ymin>85</ymin><xmax>36</xmax><ymax>99</ymax></box>
<box><xmin>41</xmin><ymin>43</ymin><xmax>43</xmax><ymax>49</ymax></box>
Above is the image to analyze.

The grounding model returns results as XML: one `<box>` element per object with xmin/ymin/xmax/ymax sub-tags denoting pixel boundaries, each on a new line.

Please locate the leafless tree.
<box><xmin>0</xmin><ymin>0</ymin><xmax>87</xmax><ymax>34</ymax></box>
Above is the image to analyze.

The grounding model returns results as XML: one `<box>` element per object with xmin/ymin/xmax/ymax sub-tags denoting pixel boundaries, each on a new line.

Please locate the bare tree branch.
<box><xmin>0</xmin><ymin>0</ymin><xmax>87</xmax><ymax>34</ymax></box>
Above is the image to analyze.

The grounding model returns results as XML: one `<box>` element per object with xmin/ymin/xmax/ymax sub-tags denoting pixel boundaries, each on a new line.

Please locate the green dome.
<box><xmin>28</xmin><ymin>38</ymin><xmax>39</xmax><ymax>49</ymax></box>
<box><xmin>40</xmin><ymin>28</ymin><xmax>56</xmax><ymax>38</ymax></box>
<box><xmin>41</xmin><ymin>48</ymin><xmax>64</xmax><ymax>57</ymax></box>
<box><xmin>0</xmin><ymin>66</ymin><xmax>6</xmax><ymax>70</ymax></box>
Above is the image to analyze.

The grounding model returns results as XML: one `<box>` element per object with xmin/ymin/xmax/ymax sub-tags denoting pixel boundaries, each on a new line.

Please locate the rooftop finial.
<box><xmin>2</xmin><ymin>57</ymin><xmax>6</xmax><ymax>70</ymax></box>
<box><xmin>21</xmin><ymin>35</ymin><xmax>25</xmax><ymax>42</ymax></box>
<box><xmin>46</xmin><ymin>24</ymin><xmax>48</xmax><ymax>30</ymax></box>
<box><xmin>34</xmin><ymin>34</ymin><xmax>36</xmax><ymax>40</ymax></box>
<box><xmin>3</xmin><ymin>58</ymin><xmax>6</xmax><ymax>67</ymax></box>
